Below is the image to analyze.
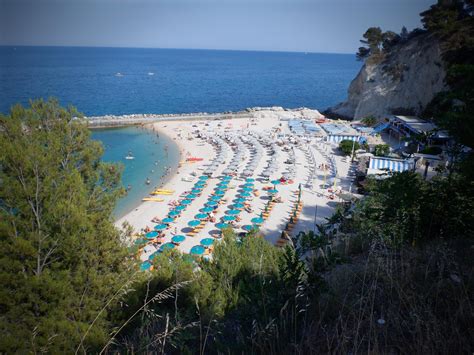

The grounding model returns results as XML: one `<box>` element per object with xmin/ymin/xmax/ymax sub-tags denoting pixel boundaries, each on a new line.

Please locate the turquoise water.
<box><xmin>91</xmin><ymin>126</ymin><xmax>180</xmax><ymax>218</ymax></box>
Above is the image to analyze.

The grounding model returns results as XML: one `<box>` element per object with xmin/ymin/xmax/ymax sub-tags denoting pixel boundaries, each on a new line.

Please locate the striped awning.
<box><xmin>369</xmin><ymin>157</ymin><xmax>413</xmax><ymax>172</ymax></box>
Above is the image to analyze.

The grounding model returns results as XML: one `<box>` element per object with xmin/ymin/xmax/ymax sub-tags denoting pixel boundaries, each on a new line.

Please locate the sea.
<box><xmin>0</xmin><ymin>46</ymin><xmax>361</xmax><ymax>217</ymax></box>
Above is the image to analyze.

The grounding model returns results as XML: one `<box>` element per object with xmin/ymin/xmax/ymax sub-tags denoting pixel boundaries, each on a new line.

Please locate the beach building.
<box><xmin>367</xmin><ymin>156</ymin><xmax>414</xmax><ymax>176</ymax></box>
<box><xmin>320</xmin><ymin>122</ymin><xmax>366</xmax><ymax>144</ymax></box>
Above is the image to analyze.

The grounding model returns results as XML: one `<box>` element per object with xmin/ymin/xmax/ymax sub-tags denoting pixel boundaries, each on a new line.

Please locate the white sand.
<box><xmin>116</xmin><ymin>109</ymin><xmax>357</xmax><ymax>257</ymax></box>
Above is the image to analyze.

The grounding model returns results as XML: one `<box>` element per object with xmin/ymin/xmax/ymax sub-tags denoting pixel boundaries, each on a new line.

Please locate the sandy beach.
<box><xmin>116</xmin><ymin>108</ymin><xmax>357</xmax><ymax>259</ymax></box>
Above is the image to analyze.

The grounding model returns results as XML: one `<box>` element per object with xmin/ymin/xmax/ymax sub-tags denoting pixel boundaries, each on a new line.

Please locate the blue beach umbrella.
<box><xmin>162</xmin><ymin>217</ymin><xmax>174</xmax><ymax>224</ymax></box>
<box><xmin>241</xmin><ymin>187</ymin><xmax>253</xmax><ymax>192</ymax></box>
<box><xmin>149</xmin><ymin>252</ymin><xmax>160</xmax><ymax>261</ymax></box>
<box><xmin>243</xmin><ymin>183</ymin><xmax>254</xmax><ymax>188</ymax></box>
<box><xmin>206</xmin><ymin>201</ymin><xmax>218</xmax><ymax>207</ymax></box>
<box><xmin>199</xmin><ymin>175</ymin><xmax>209</xmax><ymax>180</ymax></box>
<box><xmin>234</xmin><ymin>197</ymin><xmax>246</xmax><ymax>203</ymax></box>
<box><xmin>175</xmin><ymin>205</ymin><xmax>186</xmax><ymax>211</ymax></box>
<box><xmin>210</xmin><ymin>195</ymin><xmax>221</xmax><ymax>202</ymax></box>
<box><xmin>268</xmin><ymin>189</ymin><xmax>279</xmax><ymax>194</ymax></box>
<box><xmin>242</xmin><ymin>224</ymin><xmax>257</xmax><ymax>232</ymax></box>
<box><xmin>251</xmin><ymin>217</ymin><xmax>264</xmax><ymax>224</ymax></box>
<box><xmin>271</xmin><ymin>179</ymin><xmax>281</xmax><ymax>186</ymax></box>
<box><xmin>215</xmin><ymin>222</ymin><xmax>229</xmax><ymax>229</ymax></box>
<box><xmin>186</xmin><ymin>193</ymin><xmax>198</xmax><ymax>199</ymax></box>
<box><xmin>195</xmin><ymin>213</ymin><xmax>208</xmax><ymax>220</ymax></box>
<box><xmin>233</xmin><ymin>203</ymin><xmax>245</xmax><ymax>209</ymax></box>
<box><xmin>160</xmin><ymin>242</ymin><xmax>175</xmax><ymax>251</ymax></box>
<box><xmin>223</xmin><ymin>215</ymin><xmax>236</xmax><ymax>222</ymax></box>
<box><xmin>188</xmin><ymin>219</ymin><xmax>201</xmax><ymax>227</ymax></box>
<box><xmin>222</xmin><ymin>175</ymin><xmax>232</xmax><ymax>180</ymax></box>
<box><xmin>181</xmin><ymin>199</ymin><xmax>192</xmax><ymax>205</ymax></box>
<box><xmin>134</xmin><ymin>238</ymin><xmax>148</xmax><ymax>246</ymax></box>
<box><xmin>154</xmin><ymin>224</ymin><xmax>168</xmax><ymax>231</ymax></box>
<box><xmin>213</xmin><ymin>191</ymin><xmax>225</xmax><ymax>197</ymax></box>
<box><xmin>145</xmin><ymin>231</ymin><xmax>158</xmax><ymax>239</ymax></box>
<box><xmin>239</xmin><ymin>192</ymin><xmax>251</xmax><ymax>197</ymax></box>
<box><xmin>226</xmin><ymin>209</ymin><xmax>241</xmax><ymax>215</ymax></box>
<box><xmin>246</xmin><ymin>178</ymin><xmax>255</xmax><ymax>182</ymax></box>
<box><xmin>172</xmin><ymin>235</ymin><xmax>186</xmax><ymax>244</ymax></box>
<box><xmin>214</xmin><ymin>188</ymin><xmax>226</xmax><ymax>194</ymax></box>
<box><xmin>190</xmin><ymin>245</ymin><xmax>205</xmax><ymax>255</ymax></box>
<box><xmin>191</xmin><ymin>189</ymin><xmax>202</xmax><ymax>194</ymax></box>
<box><xmin>195</xmin><ymin>180</ymin><xmax>206</xmax><ymax>185</ymax></box>
<box><xmin>168</xmin><ymin>210</ymin><xmax>180</xmax><ymax>217</ymax></box>
<box><xmin>140</xmin><ymin>261</ymin><xmax>152</xmax><ymax>271</ymax></box>
<box><xmin>201</xmin><ymin>206</ymin><xmax>214</xmax><ymax>213</ymax></box>
<box><xmin>200</xmin><ymin>238</ymin><xmax>214</xmax><ymax>247</ymax></box>
<box><xmin>217</xmin><ymin>181</ymin><xmax>229</xmax><ymax>187</ymax></box>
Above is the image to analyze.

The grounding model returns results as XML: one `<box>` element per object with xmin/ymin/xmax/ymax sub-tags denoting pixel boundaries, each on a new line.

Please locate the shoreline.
<box><xmin>114</xmin><ymin>108</ymin><xmax>358</xmax><ymax>257</ymax></box>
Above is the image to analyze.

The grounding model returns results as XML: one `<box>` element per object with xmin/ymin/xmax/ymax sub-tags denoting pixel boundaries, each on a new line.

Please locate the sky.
<box><xmin>0</xmin><ymin>0</ymin><xmax>436</xmax><ymax>54</ymax></box>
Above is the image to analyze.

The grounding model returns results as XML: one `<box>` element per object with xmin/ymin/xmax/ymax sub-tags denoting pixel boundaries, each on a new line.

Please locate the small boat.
<box><xmin>148</xmin><ymin>72</ymin><xmax>155</xmax><ymax>76</ymax></box>
<box><xmin>125</xmin><ymin>151</ymin><xmax>135</xmax><ymax>160</ymax></box>
<box><xmin>146</xmin><ymin>178</ymin><xmax>151</xmax><ymax>185</ymax></box>
<box><xmin>115</xmin><ymin>72</ymin><xmax>124</xmax><ymax>77</ymax></box>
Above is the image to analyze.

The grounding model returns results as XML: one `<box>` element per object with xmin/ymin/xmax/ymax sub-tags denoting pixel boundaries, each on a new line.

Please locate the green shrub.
<box><xmin>374</xmin><ymin>144</ymin><xmax>390</xmax><ymax>156</ymax></box>
<box><xmin>339</xmin><ymin>140</ymin><xmax>360</xmax><ymax>156</ymax></box>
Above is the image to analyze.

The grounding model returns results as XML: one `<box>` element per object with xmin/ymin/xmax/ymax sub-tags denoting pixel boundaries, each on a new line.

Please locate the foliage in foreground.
<box><xmin>0</xmin><ymin>99</ymin><xmax>131</xmax><ymax>353</ymax></box>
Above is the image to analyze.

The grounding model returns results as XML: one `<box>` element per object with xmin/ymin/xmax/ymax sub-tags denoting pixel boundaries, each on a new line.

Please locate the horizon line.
<box><xmin>0</xmin><ymin>44</ymin><xmax>355</xmax><ymax>56</ymax></box>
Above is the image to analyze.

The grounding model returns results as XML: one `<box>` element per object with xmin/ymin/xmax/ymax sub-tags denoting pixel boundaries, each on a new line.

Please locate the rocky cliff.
<box><xmin>327</xmin><ymin>33</ymin><xmax>447</xmax><ymax>120</ymax></box>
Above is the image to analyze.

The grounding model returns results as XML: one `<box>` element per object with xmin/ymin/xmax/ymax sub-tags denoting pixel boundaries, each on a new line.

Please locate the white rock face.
<box><xmin>328</xmin><ymin>33</ymin><xmax>447</xmax><ymax>120</ymax></box>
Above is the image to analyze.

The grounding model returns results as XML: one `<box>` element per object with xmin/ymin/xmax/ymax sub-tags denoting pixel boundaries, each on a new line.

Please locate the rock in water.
<box><xmin>327</xmin><ymin>33</ymin><xmax>446</xmax><ymax>120</ymax></box>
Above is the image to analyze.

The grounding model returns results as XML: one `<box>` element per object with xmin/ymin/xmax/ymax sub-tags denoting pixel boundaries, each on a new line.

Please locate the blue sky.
<box><xmin>0</xmin><ymin>0</ymin><xmax>435</xmax><ymax>53</ymax></box>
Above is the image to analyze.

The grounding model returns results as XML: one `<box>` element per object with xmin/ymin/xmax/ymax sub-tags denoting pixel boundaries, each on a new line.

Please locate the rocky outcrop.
<box><xmin>327</xmin><ymin>33</ymin><xmax>447</xmax><ymax>120</ymax></box>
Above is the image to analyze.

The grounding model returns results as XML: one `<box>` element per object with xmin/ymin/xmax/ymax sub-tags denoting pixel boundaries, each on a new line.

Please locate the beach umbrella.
<box><xmin>171</xmin><ymin>235</ymin><xmax>186</xmax><ymax>244</ymax></box>
<box><xmin>217</xmin><ymin>181</ymin><xmax>229</xmax><ymax>187</ymax></box>
<box><xmin>188</xmin><ymin>220</ymin><xmax>201</xmax><ymax>227</ymax></box>
<box><xmin>210</xmin><ymin>195</ymin><xmax>221</xmax><ymax>202</ymax></box>
<box><xmin>175</xmin><ymin>205</ymin><xmax>186</xmax><ymax>211</ymax></box>
<box><xmin>246</xmin><ymin>178</ymin><xmax>255</xmax><ymax>182</ymax></box>
<box><xmin>134</xmin><ymin>238</ymin><xmax>148</xmax><ymax>246</ymax></box>
<box><xmin>190</xmin><ymin>245</ymin><xmax>205</xmax><ymax>256</ymax></box>
<box><xmin>140</xmin><ymin>261</ymin><xmax>152</xmax><ymax>271</ymax></box>
<box><xmin>239</xmin><ymin>192</ymin><xmax>251</xmax><ymax>197</ymax></box>
<box><xmin>268</xmin><ymin>189</ymin><xmax>279</xmax><ymax>194</ymax></box>
<box><xmin>168</xmin><ymin>210</ymin><xmax>180</xmax><ymax>217</ymax></box>
<box><xmin>145</xmin><ymin>231</ymin><xmax>158</xmax><ymax>239</ymax></box>
<box><xmin>199</xmin><ymin>175</ymin><xmax>209</xmax><ymax>180</ymax></box>
<box><xmin>242</xmin><ymin>224</ymin><xmax>258</xmax><ymax>232</ymax></box>
<box><xmin>195</xmin><ymin>213</ymin><xmax>208</xmax><ymax>220</ymax></box>
<box><xmin>222</xmin><ymin>175</ymin><xmax>232</xmax><ymax>180</ymax></box>
<box><xmin>181</xmin><ymin>199</ymin><xmax>192</xmax><ymax>205</ymax></box>
<box><xmin>191</xmin><ymin>187</ymin><xmax>203</xmax><ymax>193</ymax></box>
<box><xmin>222</xmin><ymin>215</ymin><xmax>236</xmax><ymax>222</ymax></box>
<box><xmin>213</xmin><ymin>191</ymin><xmax>225</xmax><ymax>197</ymax></box>
<box><xmin>241</xmin><ymin>187</ymin><xmax>253</xmax><ymax>192</ymax></box>
<box><xmin>152</xmin><ymin>224</ymin><xmax>166</xmax><ymax>232</ymax></box>
<box><xmin>149</xmin><ymin>252</ymin><xmax>160</xmax><ymax>261</ymax></box>
<box><xmin>215</xmin><ymin>222</ymin><xmax>229</xmax><ymax>229</ymax></box>
<box><xmin>162</xmin><ymin>217</ymin><xmax>174</xmax><ymax>224</ymax></box>
<box><xmin>251</xmin><ymin>217</ymin><xmax>264</xmax><ymax>224</ymax></box>
<box><xmin>233</xmin><ymin>203</ymin><xmax>244</xmax><ymax>209</ymax></box>
<box><xmin>200</xmin><ymin>238</ymin><xmax>214</xmax><ymax>247</ymax></box>
<box><xmin>160</xmin><ymin>242</ymin><xmax>175</xmax><ymax>251</ymax></box>
<box><xmin>214</xmin><ymin>188</ymin><xmax>226</xmax><ymax>194</ymax></box>
<box><xmin>195</xmin><ymin>181</ymin><xmax>206</xmax><ymax>186</ymax></box>
<box><xmin>201</xmin><ymin>206</ymin><xmax>214</xmax><ymax>213</ymax></box>
<box><xmin>186</xmin><ymin>193</ymin><xmax>198</xmax><ymax>200</ymax></box>
<box><xmin>206</xmin><ymin>200</ymin><xmax>218</xmax><ymax>207</ymax></box>
<box><xmin>234</xmin><ymin>197</ymin><xmax>246</xmax><ymax>203</ymax></box>
<box><xmin>226</xmin><ymin>209</ymin><xmax>241</xmax><ymax>215</ymax></box>
<box><xmin>243</xmin><ymin>183</ymin><xmax>254</xmax><ymax>188</ymax></box>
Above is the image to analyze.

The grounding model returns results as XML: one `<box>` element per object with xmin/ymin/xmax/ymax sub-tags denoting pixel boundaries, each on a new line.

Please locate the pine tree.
<box><xmin>0</xmin><ymin>99</ymin><xmax>131</xmax><ymax>353</ymax></box>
